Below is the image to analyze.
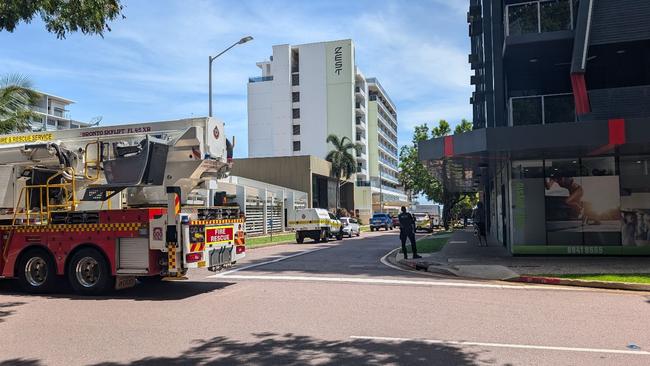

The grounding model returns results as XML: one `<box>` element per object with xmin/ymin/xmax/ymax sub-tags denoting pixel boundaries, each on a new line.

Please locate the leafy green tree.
<box><xmin>398</xmin><ymin>124</ymin><xmax>441</xmax><ymax>204</ymax></box>
<box><xmin>326</xmin><ymin>134</ymin><xmax>363</xmax><ymax>211</ymax></box>
<box><xmin>432</xmin><ymin>119</ymin><xmax>451</xmax><ymax>138</ymax></box>
<box><xmin>452</xmin><ymin>193</ymin><xmax>479</xmax><ymax>224</ymax></box>
<box><xmin>0</xmin><ymin>74</ymin><xmax>40</xmax><ymax>133</ymax></box>
<box><xmin>0</xmin><ymin>0</ymin><xmax>124</xmax><ymax>39</ymax></box>
<box><xmin>399</xmin><ymin>119</ymin><xmax>475</xmax><ymax>230</ymax></box>
<box><xmin>454</xmin><ymin>118</ymin><xmax>473</xmax><ymax>134</ymax></box>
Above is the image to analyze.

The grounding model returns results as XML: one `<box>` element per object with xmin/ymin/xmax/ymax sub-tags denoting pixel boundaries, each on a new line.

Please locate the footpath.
<box><xmin>393</xmin><ymin>229</ymin><xmax>650</xmax><ymax>291</ymax></box>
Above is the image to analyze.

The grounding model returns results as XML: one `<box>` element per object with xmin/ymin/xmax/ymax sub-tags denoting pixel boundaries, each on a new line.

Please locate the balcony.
<box><xmin>249</xmin><ymin>76</ymin><xmax>273</xmax><ymax>83</ymax></box>
<box><xmin>356</xmin><ymin>180</ymin><xmax>371</xmax><ymax>187</ymax></box>
<box><xmin>506</xmin><ymin>0</ymin><xmax>575</xmax><ymax>37</ymax></box>
<box><xmin>355</xmin><ymin>134</ymin><xmax>366</xmax><ymax>144</ymax></box>
<box><xmin>378</xmin><ymin>128</ymin><xmax>397</xmax><ymax>149</ymax></box>
<box><xmin>378</xmin><ymin>141</ymin><xmax>398</xmax><ymax>157</ymax></box>
<box><xmin>381</xmin><ymin>174</ymin><xmax>400</xmax><ymax>185</ymax></box>
<box><xmin>379</xmin><ymin>156</ymin><xmax>399</xmax><ymax>170</ymax></box>
<box><xmin>356</xmin><ymin>151</ymin><xmax>367</xmax><ymax>161</ymax></box>
<box><xmin>509</xmin><ymin>93</ymin><xmax>575</xmax><ymax>126</ymax></box>
<box><xmin>355</xmin><ymin>86</ymin><xmax>365</xmax><ymax>96</ymax></box>
<box><xmin>377</xmin><ymin>113</ymin><xmax>398</xmax><ymax>136</ymax></box>
<box><xmin>355</xmin><ymin>102</ymin><xmax>366</xmax><ymax>114</ymax></box>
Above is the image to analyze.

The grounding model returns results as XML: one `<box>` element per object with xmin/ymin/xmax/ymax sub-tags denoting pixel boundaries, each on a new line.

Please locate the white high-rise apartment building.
<box><xmin>247</xmin><ymin>39</ymin><xmax>406</xmax><ymax>217</ymax></box>
<box><xmin>29</xmin><ymin>91</ymin><xmax>89</xmax><ymax>131</ymax></box>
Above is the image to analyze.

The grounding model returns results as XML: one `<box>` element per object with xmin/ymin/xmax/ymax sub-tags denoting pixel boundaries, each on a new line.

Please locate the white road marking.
<box><xmin>448</xmin><ymin>240</ymin><xmax>467</xmax><ymax>244</ymax></box>
<box><xmin>379</xmin><ymin>248</ymin><xmax>417</xmax><ymax>274</ymax></box>
<box><xmin>214</xmin><ymin>274</ymin><xmax>588</xmax><ymax>291</ymax></box>
<box><xmin>208</xmin><ymin>246</ymin><xmax>333</xmax><ymax>277</ymax></box>
<box><xmin>349</xmin><ymin>336</ymin><xmax>650</xmax><ymax>356</ymax></box>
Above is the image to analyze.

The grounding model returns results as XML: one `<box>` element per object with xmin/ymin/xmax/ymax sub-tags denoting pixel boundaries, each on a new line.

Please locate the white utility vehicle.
<box><xmin>288</xmin><ymin>208</ymin><xmax>343</xmax><ymax>243</ymax></box>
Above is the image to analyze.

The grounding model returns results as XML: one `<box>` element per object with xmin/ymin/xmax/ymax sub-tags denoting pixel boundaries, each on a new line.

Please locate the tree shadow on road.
<box><xmin>0</xmin><ymin>301</ymin><xmax>26</xmax><ymax>323</ymax></box>
<box><xmin>89</xmin><ymin>332</ymin><xmax>485</xmax><ymax>366</ymax></box>
<box><xmin>0</xmin><ymin>280</ymin><xmax>233</xmax><ymax>302</ymax></box>
<box><xmin>0</xmin><ymin>359</ymin><xmax>41</xmax><ymax>366</ymax></box>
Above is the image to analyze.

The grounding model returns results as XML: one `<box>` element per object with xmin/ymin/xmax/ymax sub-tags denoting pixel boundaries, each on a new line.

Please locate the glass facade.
<box><xmin>507</xmin><ymin>0</ymin><xmax>573</xmax><ymax>36</ymax></box>
<box><xmin>511</xmin><ymin>156</ymin><xmax>650</xmax><ymax>254</ymax></box>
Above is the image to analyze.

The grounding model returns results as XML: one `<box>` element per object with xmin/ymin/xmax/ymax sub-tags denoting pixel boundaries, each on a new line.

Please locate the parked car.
<box><xmin>340</xmin><ymin>217</ymin><xmax>361</xmax><ymax>238</ymax></box>
<box><xmin>328</xmin><ymin>212</ymin><xmax>345</xmax><ymax>240</ymax></box>
<box><xmin>414</xmin><ymin>212</ymin><xmax>433</xmax><ymax>233</ymax></box>
<box><xmin>370</xmin><ymin>213</ymin><xmax>394</xmax><ymax>231</ymax></box>
<box><xmin>392</xmin><ymin>216</ymin><xmax>400</xmax><ymax>228</ymax></box>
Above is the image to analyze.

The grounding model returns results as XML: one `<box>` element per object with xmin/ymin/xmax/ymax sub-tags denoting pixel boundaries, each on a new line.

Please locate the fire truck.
<box><xmin>0</xmin><ymin>117</ymin><xmax>245</xmax><ymax>295</ymax></box>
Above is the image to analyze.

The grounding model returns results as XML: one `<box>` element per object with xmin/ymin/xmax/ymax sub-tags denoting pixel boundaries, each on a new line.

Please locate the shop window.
<box><xmin>512</xmin><ymin>160</ymin><xmax>544</xmax><ymax>179</ymax></box>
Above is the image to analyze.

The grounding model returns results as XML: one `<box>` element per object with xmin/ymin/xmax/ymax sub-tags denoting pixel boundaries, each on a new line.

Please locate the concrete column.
<box><xmin>262</xmin><ymin>189</ymin><xmax>268</xmax><ymax>235</ymax></box>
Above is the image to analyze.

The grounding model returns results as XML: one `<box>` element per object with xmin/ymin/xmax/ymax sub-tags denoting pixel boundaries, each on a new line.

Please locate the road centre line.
<box><xmin>213</xmin><ymin>274</ymin><xmax>589</xmax><ymax>291</ymax></box>
<box><xmin>349</xmin><ymin>336</ymin><xmax>650</xmax><ymax>356</ymax></box>
<box><xmin>208</xmin><ymin>246</ymin><xmax>333</xmax><ymax>277</ymax></box>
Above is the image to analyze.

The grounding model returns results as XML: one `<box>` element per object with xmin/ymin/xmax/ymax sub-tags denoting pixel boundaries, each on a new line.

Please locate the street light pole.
<box><xmin>208</xmin><ymin>36</ymin><xmax>253</xmax><ymax>117</ymax></box>
<box><xmin>379</xmin><ymin>168</ymin><xmax>384</xmax><ymax>213</ymax></box>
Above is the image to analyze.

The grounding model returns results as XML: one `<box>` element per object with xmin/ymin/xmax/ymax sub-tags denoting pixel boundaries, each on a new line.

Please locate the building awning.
<box><xmin>418</xmin><ymin>117</ymin><xmax>650</xmax><ymax>192</ymax></box>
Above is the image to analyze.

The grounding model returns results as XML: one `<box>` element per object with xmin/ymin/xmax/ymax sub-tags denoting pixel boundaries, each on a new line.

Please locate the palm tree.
<box><xmin>325</xmin><ymin>134</ymin><xmax>363</xmax><ymax>211</ymax></box>
<box><xmin>0</xmin><ymin>74</ymin><xmax>40</xmax><ymax>134</ymax></box>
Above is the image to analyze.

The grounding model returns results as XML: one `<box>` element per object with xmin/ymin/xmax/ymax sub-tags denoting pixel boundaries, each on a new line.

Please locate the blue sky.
<box><xmin>0</xmin><ymin>0</ymin><xmax>471</xmax><ymax>157</ymax></box>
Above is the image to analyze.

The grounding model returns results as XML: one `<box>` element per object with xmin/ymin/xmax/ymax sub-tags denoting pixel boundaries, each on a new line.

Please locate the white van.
<box><xmin>288</xmin><ymin>208</ymin><xmax>343</xmax><ymax>243</ymax></box>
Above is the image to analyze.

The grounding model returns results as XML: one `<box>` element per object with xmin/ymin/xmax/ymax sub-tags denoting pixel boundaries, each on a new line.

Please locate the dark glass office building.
<box><xmin>420</xmin><ymin>0</ymin><xmax>650</xmax><ymax>255</ymax></box>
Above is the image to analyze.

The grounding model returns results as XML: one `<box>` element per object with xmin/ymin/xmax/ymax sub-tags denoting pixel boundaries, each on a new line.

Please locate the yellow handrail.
<box><xmin>10</xmin><ymin>167</ymin><xmax>78</xmax><ymax>226</ymax></box>
<box><xmin>83</xmin><ymin>140</ymin><xmax>101</xmax><ymax>181</ymax></box>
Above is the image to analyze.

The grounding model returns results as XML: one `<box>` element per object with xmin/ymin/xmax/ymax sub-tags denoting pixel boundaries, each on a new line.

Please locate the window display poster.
<box><xmin>545</xmin><ymin>175</ymin><xmax>621</xmax><ymax>245</ymax></box>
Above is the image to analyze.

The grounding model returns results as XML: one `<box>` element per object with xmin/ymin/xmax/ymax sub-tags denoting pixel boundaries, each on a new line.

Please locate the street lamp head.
<box><xmin>239</xmin><ymin>36</ymin><xmax>254</xmax><ymax>44</ymax></box>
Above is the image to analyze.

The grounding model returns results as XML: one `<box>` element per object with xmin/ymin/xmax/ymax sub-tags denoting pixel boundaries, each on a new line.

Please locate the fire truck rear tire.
<box><xmin>17</xmin><ymin>248</ymin><xmax>58</xmax><ymax>293</ymax></box>
<box><xmin>67</xmin><ymin>248</ymin><xmax>113</xmax><ymax>295</ymax></box>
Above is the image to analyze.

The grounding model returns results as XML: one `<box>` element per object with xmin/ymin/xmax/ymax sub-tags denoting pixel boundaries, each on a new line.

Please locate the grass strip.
<box><xmin>247</xmin><ymin>232</ymin><xmax>296</xmax><ymax>248</ymax></box>
<box><xmin>401</xmin><ymin>235</ymin><xmax>449</xmax><ymax>254</ymax></box>
<box><xmin>541</xmin><ymin>273</ymin><xmax>650</xmax><ymax>285</ymax></box>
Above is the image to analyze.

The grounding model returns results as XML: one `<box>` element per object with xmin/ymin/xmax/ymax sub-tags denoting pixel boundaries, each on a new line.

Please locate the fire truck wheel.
<box><xmin>17</xmin><ymin>248</ymin><xmax>58</xmax><ymax>293</ymax></box>
<box><xmin>68</xmin><ymin>248</ymin><xmax>112</xmax><ymax>295</ymax></box>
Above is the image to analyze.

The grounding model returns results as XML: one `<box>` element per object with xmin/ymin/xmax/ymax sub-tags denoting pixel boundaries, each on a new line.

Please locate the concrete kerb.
<box><xmin>510</xmin><ymin>275</ymin><xmax>650</xmax><ymax>292</ymax></box>
<box><xmin>388</xmin><ymin>236</ymin><xmax>650</xmax><ymax>291</ymax></box>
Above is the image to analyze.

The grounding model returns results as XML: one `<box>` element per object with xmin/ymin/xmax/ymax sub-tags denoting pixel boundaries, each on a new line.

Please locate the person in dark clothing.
<box><xmin>473</xmin><ymin>201</ymin><xmax>487</xmax><ymax>247</ymax></box>
<box><xmin>398</xmin><ymin>206</ymin><xmax>421</xmax><ymax>259</ymax></box>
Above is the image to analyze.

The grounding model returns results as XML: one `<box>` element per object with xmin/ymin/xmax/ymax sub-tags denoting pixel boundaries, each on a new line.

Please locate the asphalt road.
<box><xmin>1</xmin><ymin>230</ymin><xmax>650</xmax><ymax>365</ymax></box>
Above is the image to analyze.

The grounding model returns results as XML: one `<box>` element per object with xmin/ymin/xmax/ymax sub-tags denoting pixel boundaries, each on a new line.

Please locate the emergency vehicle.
<box><xmin>0</xmin><ymin>117</ymin><xmax>245</xmax><ymax>295</ymax></box>
<box><xmin>288</xmin><ymin>208</ymin><xmax>343</xmax><ymax>243</ymax></box>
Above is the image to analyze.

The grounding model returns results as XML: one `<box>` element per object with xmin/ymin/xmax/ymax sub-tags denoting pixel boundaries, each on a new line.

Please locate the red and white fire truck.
<box><xmin>0</xmin><ymin>117</ymin><xmax>245</xmax><ymax>295</ymax></box>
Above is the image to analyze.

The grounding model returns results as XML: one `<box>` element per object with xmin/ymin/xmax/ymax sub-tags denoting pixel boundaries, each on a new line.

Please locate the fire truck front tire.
<box><xmin>68</xmin><ymin>248</ymin><xmax>113</xmax><ymax>295</ymax></box>
<box><xmin>17</xmin><ymin>248</ymin><xmax>58</xmax><ymax>293</ymax></box>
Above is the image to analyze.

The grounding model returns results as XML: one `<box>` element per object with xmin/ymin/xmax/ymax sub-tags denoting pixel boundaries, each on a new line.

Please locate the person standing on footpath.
<box><xmin>398</xmin><ymin>206</ymin><xmax>421</xmax><ymax>259</ymax></box>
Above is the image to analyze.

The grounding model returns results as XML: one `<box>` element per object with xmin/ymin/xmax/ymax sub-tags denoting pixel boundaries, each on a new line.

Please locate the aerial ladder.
<box><xmin>0</xmin><ymin>117</ymin><xmax>245</xmax><ymax>295</ymax></box>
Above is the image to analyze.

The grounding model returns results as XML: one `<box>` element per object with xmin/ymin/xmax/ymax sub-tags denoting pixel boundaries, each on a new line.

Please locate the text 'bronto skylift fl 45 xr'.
<box><xmin>0</xmin><ymin>117</ymin><xmax>245</xmax><ymax>295</ymax></box>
